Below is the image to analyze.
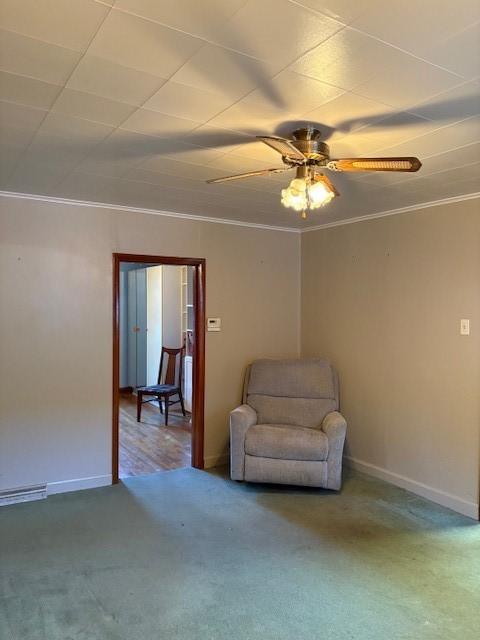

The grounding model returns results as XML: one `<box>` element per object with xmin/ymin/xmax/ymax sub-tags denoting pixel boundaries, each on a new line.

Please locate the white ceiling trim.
<box><xmin>2</xmin><ymin>190</ymin><xmax>479</xmax><ymax>235</ymax></box>
<box><xmin>0</xmin><ymin>190</ymin><xmax>300</xmax><ymax>233</ymax></box>
<box><xmin>302</xmin><ymin>192</ymin><xmax>480</xmax><ymax>233</ymax></box>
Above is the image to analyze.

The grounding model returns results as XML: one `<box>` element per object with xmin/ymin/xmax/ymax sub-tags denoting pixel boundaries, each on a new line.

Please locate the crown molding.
<box><xmin>1</xmin><ymin>190</ymin><xmax>478</xmax><ymax>235</ymax></box>
<box><xmin>0</xmin><ymin>190</ymin><xmax>301</xmax><ymax>234</ymax></box>
<box><xmin>301</xmin><ymin>192</ymin><xmax>480</xmax><ymax>233</ymax></box>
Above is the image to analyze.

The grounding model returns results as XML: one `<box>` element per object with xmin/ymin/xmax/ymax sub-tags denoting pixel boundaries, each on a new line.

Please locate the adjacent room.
<box><xmin>0</xmin><ymin>1</ymin><xmax>479</xmax><ymax>639</ymax></box>
<box><xmin>118</xmin><ymin>261</ymin><xmax>194</xmax><ymax>478</ymax></box>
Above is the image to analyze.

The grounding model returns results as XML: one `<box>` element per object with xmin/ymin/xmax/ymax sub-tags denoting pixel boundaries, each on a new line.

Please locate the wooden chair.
<box><xmin>136</xmin><ymin>346</ymin><xmax>186</xmax><ymax>426</ymax></box>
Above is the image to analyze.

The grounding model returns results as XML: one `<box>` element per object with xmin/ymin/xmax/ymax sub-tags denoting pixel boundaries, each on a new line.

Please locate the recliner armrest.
<box><xmin>322</xmin><ymin>411</ymin><xmax>347</xmax><ymax>441</ymax></box>
<box><xmin>322</xmin><ymin>411</ymin><xmax>347</xmax><ymax>490</ymax></box>
<box><xmin>230</xmin><ymin>404</ymin><xmax>257</xmax><ymax>429</ymax></box>
<box><xmin>230</xmin><ymin>404</ymin><xmax>257</xmax><ymax>480</ymax></box>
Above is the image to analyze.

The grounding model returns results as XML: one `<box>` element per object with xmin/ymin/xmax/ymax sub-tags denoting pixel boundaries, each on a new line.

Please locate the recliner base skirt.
<box><xmin>244</xmin><ymin>455</ymin><xmax>328</xmax><ymax>487</ymax></box>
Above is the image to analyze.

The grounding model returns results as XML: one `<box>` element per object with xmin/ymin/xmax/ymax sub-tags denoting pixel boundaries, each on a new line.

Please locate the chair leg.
<box><xmin>179</xmin><ymin>390</ymin><xmax>186</xmax><ymax>417</ymax></box>
<box><xmin>136</xmin><ymin>392</ymin><xmax>142</xmax><ymax>422</ymax></box>
<box><xmin>158</xmin><ymin>396</ymin><xmax>163</xmax><ymax>414</ymax></box>
<box><xmin>164</xmin><ymin>396</ymin><xmax>169</xmax><ymax>426</ymax></box>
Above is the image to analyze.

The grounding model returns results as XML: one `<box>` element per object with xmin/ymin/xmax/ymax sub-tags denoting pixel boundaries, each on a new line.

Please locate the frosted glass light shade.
<box><xmin>281</xmin><ymin>176</ymin><xmax>335</xmax><ymax>213</ymax></box>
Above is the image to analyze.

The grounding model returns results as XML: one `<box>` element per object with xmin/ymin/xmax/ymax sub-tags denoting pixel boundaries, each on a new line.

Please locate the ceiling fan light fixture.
<box><xmin>281</xmin><ymin>175</ymin><xmax>335</xmax><ymax>214</ymax></box>
<box><xmin>206</xmin><ymin>126</ymin><xmax>421</xmax><ymax>220</ymax></box>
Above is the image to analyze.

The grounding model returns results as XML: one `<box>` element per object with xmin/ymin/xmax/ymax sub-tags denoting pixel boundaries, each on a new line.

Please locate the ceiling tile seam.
<box><xmin>175</xmin><ymin>19</ymin><xmax>352</xmax><ymax>134</ymax></box>
<box><xmin>0</xmin><ymin>86</ymin><xmax>143</xmax><ymax>121</ymax></box>
<box><xmin>421</xmin><ymin>140</ymin><xmax>480</xmax><ymax>161</ymax></box>
<box><xmin>366</xmin><ymin>114</ymin><xmax>480</xmax><ymax>156</ymax></box>
<box><xmin>347</xmin><ymin>25</ymin><xmax>468</xmax><ymax>80</ymax></box>
<box><xmin>325</xmin><ymin>80</ymin><xmax>479</xmax><ymax>146</ymax></box>
<box><xmin>0</xmin><ymin>26</ymin><xmax>88</xmax><ymax>56</ymax></box>
<box><xmin>0</xmin><ymin>26</ymin><xmax>182</xmax><ymax>86</ymax></box>
<box><xmin>0</xmin><ymin>69</ymin><xmax>67</xmax><ymax>96</ymax></box>
<box><xmin>0</xmin><ymin>92</ymin><xmax>254</xmax><ymax>135</ymax></box>
<box><xmin>0</xmin><ymin>96</ymin><xmax>137</xmax><ymax>139</ymax></box>
<box><xmin>73</xmin><ymin>167</ymin><xmax>280</xmax><ymax>208</ymax></box>
<box><xmin>277</xmin><ymin>68</ymin><xmax>354</xmax><ymax>97</ymax></box>
<box><xmin>286</xmin><ymin>0</ymin><xmax>350</xmax><ymax>27</ymax></box>
<box><xmin>50</xmin><ymin>3</ymin><xmax>282</xmax><ymax>191</ymax></box>
<box><xmin>440</xmin><ymin>19</ymin><xmax>480</xmax><ymax>43</ymax></box>
<box><xmin>406</xmin><ymin>78</ymin><xmax>480</xmax><ymax>117</ymax></box>
<box><xmin>93</xmin><ymin>0</ymin><xmax>117</xmax><ymax>8</ymax></box>
<box><xmin>49</xmin><ymin>107</ymin><xmax>234</xmax><ymax>193</ymax></box>
<box><xmin>115</xmin><ymin>156</ymin><xmax>276</xmax><ymax>186</ymax></box>
<box><xmin>301</xmin><ymin>192</ymin><xmax>480</xmax><ymax>233</ymax></box>
<box><xmin>187</xmin><ymin>26</ymin><xmax>351</xmax><ymax>134</ymax></box>
<box><xmin>385</xmin><ymin>141</ymin><xmax>480</xmax><ymax>173</ymax></box>
<box><xmin>298</xmin><ymin>91</ymin><xmax>403</xmax><ymax>132</ymax></box>
<box><xmin>290</xmin><ymin>74</ymin><xmax>468</xmax><ymax>130</ymax></box>
<box><xmin>0</xmin><ymin>36</ymin><xmax>177</xmax><ymax>89</ymax></box>
<box><xmin>337</xmin><ymin>112</ymin><xmax>479</xmax><ymax>159</ymax></box>
<box><xmin>4</xmin><ymin>4</ymin><xmax>116</xmax><ymax>185</ymax></box>
<box><xmin>369</xmin><ymin>159</ymin><xmax>480</xmax><ymax>194</ymax></box>
<box><xmin>96</xmin><ymin>1</ymin><xmax>299</xmax><ymax>64</ymax></box>
<box><xmin>348</xmin><ymin>77</ymin><xmax>476</xmax><ymax>122</ymax></box>
<box><xmin>50</xmin><ymin>75</ymin><xmax>207</xmax><ymax>190</ymax></box>
<box><xmin>0</xmin><ymin>190</ymin><xmax>300</xmax><ymax>233</ymax></box>
<box><xmin>82</xmin><ymin>164</ymin><xmax>286</xmax><ymax>200</ymax></box>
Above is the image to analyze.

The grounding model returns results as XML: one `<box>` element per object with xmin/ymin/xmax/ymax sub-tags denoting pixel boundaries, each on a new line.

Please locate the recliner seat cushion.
<box><xmin>245</xmin><ymin>424</ymin><xmax>329</xmax><ymax>461</ymax></box>
<box><xmin>247</xmin><ymin>394</ymin><xmax>336</xmax><ymax>428</ymax></box>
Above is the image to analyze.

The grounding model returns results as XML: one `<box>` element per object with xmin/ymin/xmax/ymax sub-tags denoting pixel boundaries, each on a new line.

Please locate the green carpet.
<box><xmin>1</xmin><ymin>467</ymin><xmax>479</xmax><ymax>640</ymax></box>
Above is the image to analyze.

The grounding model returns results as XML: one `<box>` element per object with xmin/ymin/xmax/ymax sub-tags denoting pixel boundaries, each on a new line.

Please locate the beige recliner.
<box><xmin>230</xmin><ymin>359</ymin><xmax>347</xmax><ymax>489</ymax></box>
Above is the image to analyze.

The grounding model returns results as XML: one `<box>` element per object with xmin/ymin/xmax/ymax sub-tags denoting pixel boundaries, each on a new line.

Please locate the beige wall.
<box><xmin>301</xmin><ymin>199</ymin><xmax>480</xmax><ymax>517</ymax></box>
<box><xmin>0</xmin><ymin>196</ymin><xmax>300</xmax><ymax>492</ymax></box>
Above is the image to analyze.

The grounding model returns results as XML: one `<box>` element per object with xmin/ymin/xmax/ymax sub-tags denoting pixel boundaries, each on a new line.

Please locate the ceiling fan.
<box><xmin>206</xmin><ymin>127</ymin><xmax>421</xmax><ymax>219</ymax></box>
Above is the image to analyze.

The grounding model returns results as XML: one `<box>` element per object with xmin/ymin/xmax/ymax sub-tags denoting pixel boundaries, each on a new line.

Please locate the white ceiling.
<box><xmin>0</xmin><ymin>0</ymin><xmax>479</xmax><ymax>229</ymax></box>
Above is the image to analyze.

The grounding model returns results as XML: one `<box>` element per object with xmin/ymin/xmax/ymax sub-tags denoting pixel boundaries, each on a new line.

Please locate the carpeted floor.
<box><xmin>1</xmin><ymin>467</ymin><xmax>479</xmax><ymax>640</ymax></box>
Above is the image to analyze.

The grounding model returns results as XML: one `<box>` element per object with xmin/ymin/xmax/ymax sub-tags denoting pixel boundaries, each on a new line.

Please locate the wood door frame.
<box><xmin>112</xmin><ymin>253</ymin><xmax>206</xmax><ymax>483</ymax></box>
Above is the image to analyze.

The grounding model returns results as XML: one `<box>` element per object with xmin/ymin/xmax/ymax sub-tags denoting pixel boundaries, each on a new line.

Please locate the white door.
<box><xmin>127</xmin><ymin>268</ymin><xmax>147</xmax><ymax>388</ymax></box>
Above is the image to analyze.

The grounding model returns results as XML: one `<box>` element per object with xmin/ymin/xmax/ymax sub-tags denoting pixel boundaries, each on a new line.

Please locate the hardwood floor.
<box><xmin>119</xmin><ymin>392</ymin><xmax>191</xmax><ymax>479</ymax></box>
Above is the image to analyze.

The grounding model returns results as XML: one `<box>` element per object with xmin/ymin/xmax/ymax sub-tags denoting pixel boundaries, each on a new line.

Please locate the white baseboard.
<box><xmin>345</xmin><ymin>456</ymin><xmax>478</xmax><ymax>520</ymax></box>
<box><xmin>204</xmin><ymin>453</ymin><xmax>229</xmax><ymax>469</ymax></box>
<box><xmin>47</xmin><ymin>474</ymin><xmax>112</xmax><ymax>495</ymax></box>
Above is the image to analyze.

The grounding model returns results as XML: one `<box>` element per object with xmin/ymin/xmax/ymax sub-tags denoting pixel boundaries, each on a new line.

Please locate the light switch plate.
<box><xmin>207</xmin><ymin>317</ymin><xmax>221</xmax><ymax>332</ymax></box>
<box><xmin>460</xmin><ymin>319</ymin><xmax>470</xmax><ymax>335</ymax></box>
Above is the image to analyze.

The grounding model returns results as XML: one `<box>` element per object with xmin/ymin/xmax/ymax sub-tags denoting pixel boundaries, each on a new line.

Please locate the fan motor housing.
<box><xmin>287</xmin><ymin>127</ymin><xmax>330</xmax><ymax>163</ymax></box>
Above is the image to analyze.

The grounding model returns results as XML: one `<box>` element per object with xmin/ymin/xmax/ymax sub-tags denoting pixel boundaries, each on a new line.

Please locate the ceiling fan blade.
<box><xmin>206</xmin><ymin>167</ymin><xmax>291</xmax><ymax>184</ymax></box>
<box><xmin>328</xmin><ymin>157</ymin><xmax>422</xmax><ymax>172</ymax></box>
<box><xmin>256</xmin><ymin>135</ymin><xmax>306</xmax><ymax>162</ymax></box>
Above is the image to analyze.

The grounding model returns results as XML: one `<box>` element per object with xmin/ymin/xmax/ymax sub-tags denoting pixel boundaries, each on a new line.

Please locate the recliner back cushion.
<box><xmin>248</xmin><ymin>395</ymin><xmax>336</xmax><ymax>428</ymax></box>
<box><xmin>246</xmin><ymin>359</ymin><xmax>338</xmax><ymax>428</ymax></box>
<box><xmin>247</xmin><ymin>359</ymin><xmax>336</xmax><ymax>399</ymax></box>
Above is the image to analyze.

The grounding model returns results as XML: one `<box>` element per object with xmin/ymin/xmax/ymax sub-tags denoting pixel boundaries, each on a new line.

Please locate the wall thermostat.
<box><xmin>207</xmin><ymin>317</ymin><xmax>221</xmax><ymax>332</ymax></box>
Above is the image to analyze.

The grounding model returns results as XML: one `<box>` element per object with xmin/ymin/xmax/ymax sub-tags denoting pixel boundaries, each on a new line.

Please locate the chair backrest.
<box><xmin>243</xmin><ymin>358</ymin><xmax>339</xmax><ymax>428</ymax></box>
<box><xmin>158</xmin><ymin>346</ymin><xmax>184</xmax><ymax>387</ymax></box>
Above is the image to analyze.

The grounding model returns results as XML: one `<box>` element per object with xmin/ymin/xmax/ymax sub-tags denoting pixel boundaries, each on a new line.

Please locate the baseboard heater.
<box><xmin>0</xmin><ymin>484</ymin><xmax>47</xmax><ymax>506</ymax></box>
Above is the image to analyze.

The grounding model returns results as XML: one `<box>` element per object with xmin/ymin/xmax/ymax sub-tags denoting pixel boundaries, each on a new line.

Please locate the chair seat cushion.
<box><xmin>245</xmin><ymin>424</ymin><xmax>329</xmax><ymax>461</ymax></box>
<box><xmin>137</xmin><ymin>384</ymin><xmax>178</xmax><ymax>394</ymax></box>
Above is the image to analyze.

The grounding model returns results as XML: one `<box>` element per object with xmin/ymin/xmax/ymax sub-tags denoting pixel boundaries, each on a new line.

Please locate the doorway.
<box><xmin>112</xmin><ymin>254</ymin><xmax>205</xmax><ymax>483</ymax></box>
